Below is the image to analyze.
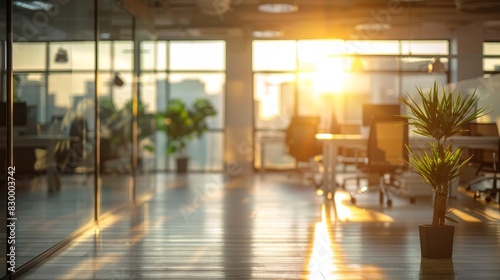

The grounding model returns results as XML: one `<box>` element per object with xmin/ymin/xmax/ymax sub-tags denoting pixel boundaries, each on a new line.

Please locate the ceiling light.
<box><xmin>13</xmin><ymin>0</ymin><xmax>53</xmax><ymax>11</ymax></box>
<box><xmin>455</xmin><ymin>0</ymin><xmax>500</xmax><ymax>14</ymax></box>
<box><xmin>258</xmin><ymin>1</ymin><xmax>298</xmax><ymax>13</ymax></box>
<box><xmin>427</xmin><ymin>58</ymin><xmax>446</xmax><ymax>73</ymax></box>
<box><xmin>100</xmin><ymin>33</ymin><xmax>111</xmax><ymax>39</ymax></box>
<box><xmin>354</xmin><ymin>23</ymin><xmax>391</xmax><ymax>32</ymax></box>
<box><xmin>252</xmin><ymin>30</ymin><xmax>284</xmax><ymax>38</ymax></box>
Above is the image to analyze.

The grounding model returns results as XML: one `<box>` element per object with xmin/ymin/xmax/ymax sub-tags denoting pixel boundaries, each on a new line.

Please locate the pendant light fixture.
<box><xmin>54</xmin><ymin>47</ymin><xmax>68</xmax><ymax>63</ymax></box>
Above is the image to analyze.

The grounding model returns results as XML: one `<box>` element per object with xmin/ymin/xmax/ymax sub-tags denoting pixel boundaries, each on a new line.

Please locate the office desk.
<box><xmin>1</xmin><ymin>134</ymin><xmax>74</xmax><ymax>191</ymax></box>
<box><xmin>316</xmin><ymin>133</ymin><xmax>500</xmax><ymax>197</ymax></box>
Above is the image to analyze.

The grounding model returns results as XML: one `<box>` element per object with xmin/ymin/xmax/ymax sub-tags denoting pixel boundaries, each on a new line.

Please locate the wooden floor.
<box><xmin>17</xmin><ymin>173</ymin><xmax>500</xmax><ymax>280</ymax></box>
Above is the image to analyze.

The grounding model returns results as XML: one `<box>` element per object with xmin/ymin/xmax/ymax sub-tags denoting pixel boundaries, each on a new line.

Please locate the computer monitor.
<box><xmin>0</xmin><ymin>102</ymin><xmax>28</xmax><ymax>135</ymax></box>
<box><xmin>362</xmin><ymin>103</ymin><xmax>401</xmax><ymax>126</ymax></box>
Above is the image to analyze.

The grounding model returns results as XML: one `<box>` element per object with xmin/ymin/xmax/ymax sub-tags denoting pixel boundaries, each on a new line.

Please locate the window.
<box><xmin>483</xmin><ymin>42</ymin><xmax>500</xmax><ymax>73</ymax></box>
<box><xmin>149</xmin><ymin>40</ymin><xmax>226</xmax><ymax>172</ymax></box>
<box><xmin>253</xmin><ymin>39</ymin><xmax>449</xmax><ymax>170</ymax></box>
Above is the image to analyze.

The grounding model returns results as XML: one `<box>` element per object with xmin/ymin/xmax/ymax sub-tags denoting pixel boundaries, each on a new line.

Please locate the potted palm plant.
<box><xmin>156</xmin><ymin>98</ymin><xmax>217</xmax><ymax>173</ymax></box>
<box><xmin>400</xmin><ymin>81</ymin><xmax>487</xmax><ymax>258</ymax></box>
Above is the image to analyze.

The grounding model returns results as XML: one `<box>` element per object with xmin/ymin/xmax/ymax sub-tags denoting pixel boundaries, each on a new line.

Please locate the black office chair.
<box><xmin>55</xmin><ymin>117</ymin><xmax>89</xmax><ymax>174</ymax></box>
<box><xmin>285</xmin><ymin>116</ymin><xmax>323</xmax><ymax>185</ymax></box>
<box><xmin>346</xmin><ymin>116</ymin><xmax>415</xmax><ymax>206</ymax></box>
<box><xmin>466</xmin><ymin>122</ymin><xmax>500</xmax><ymax>203</ymax></box>
<box><xmin>328</xmin><ymin>113</ymin><xmax>367</xmax><ymax>173</ymax></box>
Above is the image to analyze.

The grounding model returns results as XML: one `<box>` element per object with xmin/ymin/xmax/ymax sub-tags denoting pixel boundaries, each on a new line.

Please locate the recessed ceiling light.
<box><xmin>13</xmin><ymin>0</ymin><xmax>53</xmax><ymax>11</ymax></box>
<box><xmin>253</xmin><ymin>30</ymin><xmax>284</xmax><ymax>38</ymax></box>
<box><xmin>100</xmin><ymin>33</ymin><xmax>111</xmax><ymax>39</ymax></box>
<box><xmin>258</xmin><ymin>1</ymin><xmax>298</xmax><ymax>13</ymax></box>
<box><xmin>355</xmin><ymin>23</ymin><xmax>391</xmax><ymax>31</ymax></box>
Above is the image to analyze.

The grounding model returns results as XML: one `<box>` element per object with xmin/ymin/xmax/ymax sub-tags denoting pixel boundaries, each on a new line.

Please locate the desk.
<box><xmin>1</xmin><ymin>134</ymin><xmax>74</xmax><ymax>191</ymax></box>
<box><xmin>316</xmin><ymin>133</ymin><xmax>500</xmax><ymax>197</ymax></box>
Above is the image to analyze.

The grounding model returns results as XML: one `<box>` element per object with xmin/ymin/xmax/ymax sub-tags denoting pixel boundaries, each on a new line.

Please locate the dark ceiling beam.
<box><xmin>119</xmin><ymin>0</ymin><xmax>157</xmax><ymax>34</ymax></box>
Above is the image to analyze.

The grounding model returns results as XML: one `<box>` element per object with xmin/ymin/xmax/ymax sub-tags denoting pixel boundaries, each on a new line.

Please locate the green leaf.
<box><xmin>401</xmin><ymin>81</ymin><xmax>488</xmax><ymax>225</ymax></box>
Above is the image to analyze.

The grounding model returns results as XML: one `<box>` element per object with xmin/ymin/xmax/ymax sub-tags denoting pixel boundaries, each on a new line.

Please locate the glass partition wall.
<box><xmin>4</xmin><ymin>1</ymin><xmax>97</xmax><ymax>274</ymax></box>
<box><xmin>253</xmin><ymin>39</ymin><xmax>449</xmax><ymax>171</ymax></box>
<box><xmin>0</xmin><ymin>1</ymin><xmax>159</xmax><ymax>277</ymax></box>
<box><xmin>1</xmin><ymin>0</ymin><xmax>227</xmax><ymax>276</ymax></box>
<box><xmin>1</xmin><ymin>3</ymin><xmax>8</xmax><ymax>277</ymax></box>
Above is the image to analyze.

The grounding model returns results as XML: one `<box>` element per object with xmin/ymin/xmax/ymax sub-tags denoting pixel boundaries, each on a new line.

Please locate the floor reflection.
<box><xmin>14</xmin><ymin>173</ymin><xmax>500</xmax><ymax>280</ymax></box>
<box><xmin>419</xmin><ymin>258</ymin><xmax>455</xmax><ymax>279</ymax></box>
<box><xmin>307</xmin><ymin>204</ymin><xmax>336</xmax><ymax>279</ymax></box>
<box><xmin>306</xmin><ymin>191</ymin><xmax>399</xmax><ymax>279</ymax></box>
<box><xmin>223</xmin><ymin>182</ymin><xmax>253</xmax><ymax>278</ymax></box>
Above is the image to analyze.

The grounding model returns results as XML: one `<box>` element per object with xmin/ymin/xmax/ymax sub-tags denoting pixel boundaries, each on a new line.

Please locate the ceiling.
<box><xmin>6</xmin><ymin>0</ymin><xmax>500</xmax><ymax>41</ymax></box>
<box><xmin>122</xmin><ymin>0</ymin><xmax>500</xmax><ymax>40</ymax></box>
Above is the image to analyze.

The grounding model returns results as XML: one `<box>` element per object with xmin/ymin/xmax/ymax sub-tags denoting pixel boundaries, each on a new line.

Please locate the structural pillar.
<box><xmin>450</xmin><ymin>22</ymin><xmax>484</xmax><ymax>83</ymax></box>
<box><xmin>225</xmin><ymin>37</ymin><xmax>254</xmax><ymax>177</ymax></box>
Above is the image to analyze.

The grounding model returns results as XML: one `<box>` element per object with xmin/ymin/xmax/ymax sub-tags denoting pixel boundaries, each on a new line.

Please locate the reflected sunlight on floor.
<box><xmin>306</xmin><ymin>203</ymin><xmax>386</xmax><ymax>279</ymax></box>
<box><xmin>333</xmin><ymin>190</ymin><xmax>394</xmax><ymax>223</ymax></box>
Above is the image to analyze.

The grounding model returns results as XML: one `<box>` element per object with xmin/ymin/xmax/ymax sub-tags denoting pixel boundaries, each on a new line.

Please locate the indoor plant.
<box><xmin>400</xmin><ymin>81</ymin><xmax>487</xmax><ymax>258</ymax></box>
<box><xmin>156</xmin><ymin>98</ymin><xmax>217</xmax><ymax>172</ymax></box>
<box><xmin>99</xmin><ymin>97</ymin><xmax>155</xmax><ymax>172</ymax></box>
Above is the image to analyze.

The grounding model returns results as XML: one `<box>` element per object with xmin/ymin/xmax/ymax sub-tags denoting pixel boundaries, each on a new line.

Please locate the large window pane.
<box><xmin>138</xmin><ymin>73</ymin><xmax>158</xmax><ymax>173</ymax></box>
<box><xmin>401</xmin><ymin>57</ymin><xmax>449</xmax><ymax>72</ymax></box>
<box><xmin>13</xmin><ymin>43</ymin><xmax>46</xmax><ymax>71</ymax></box>
<box><xmin>253</xmin><ymin>40</ymin><xmax>297</xmax><ymax>71</ymax></box>
<box><xmin>49</xmin><ymin>42</ymin><xmax>95</xmax><ymax>70</ymax></box>
<box><xmin>401</xmin><ymin>40</ymin><xmax>449</xmax><ymax>55</ymax></box>
<box><xmin>169</xmin><ymin>73</ymin><xmax>225</xmax><ymax>129</ymax></box>
<box><xmin>345</xmin><ymin>40</ymin><xmax>399</xmax><ymax>54</ymax></box>
<box><xmin>298</xmin><ymin>40</ymin><xmax>344</xmax><ymax>71</ymax></box>
<box><xmin>252</xmin><ymin>39</ymin><xmax>450</xmax><ymax>170</ymax></box>
<box><xmin>402</xmin><ymin>73</ymin><xmax>448</xmax><ymax>97</ymax></box>
<box><xmin>157</xmin><ymin>41</ymin><xmax>168</xmax><ymax>71</ymax></box>
<box><xmin>483</xmin><ymin>58</ymin><xmax>500</xmax><ymax>72</ymax></box>
<box><xmin>160</xmin><ymin>40</ymin><xmax>226</xmax><ymax>172</ymax></box>
<box><xmin>484</xmin><ymin>42</ymin><xmax>500</xmax><ymax>55</ymax></box>
<box><xmin>351</xmin><ymin>57</ymin><xmax>399</xmax><ymax>71</ymax></box>
<box><xmin>483</xmin><ymin>42</ymin><xmax>500</xmax><ymax>72</ymax></box>
<box><xmin>141</xmin><ymin>41</ymin><xmax>156</xmax><ymax>71</ymax></box>
<box><xmin>170</xmin><ymin>41</ymin><xmax>225</xmax><ymax>71</ymax></box>
<box><xmin>155</xmin><ymin>73</ymin><xmax>168</xmax><ymax>170</ymax></box>
<box><xmin>98</xmin><ymin>41</ymin><xmax>112</xmax><ymax>70</ymax></box>
<box><xmin>253</xmin><ymin>73</ymin><xmax>295</xmax><ymax>130</ymax></box>
<box><xmin>113</xmin><ymin>41</ymin><xmax>134</xmax><ymax>70</ymax></box>
<box><xmin>297</xmin><ymin>72</ymin><xmax>339</xmax><ymax>130</ymax></box>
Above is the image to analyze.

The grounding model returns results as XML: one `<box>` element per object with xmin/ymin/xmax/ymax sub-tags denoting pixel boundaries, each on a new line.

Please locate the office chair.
<box><xmin>346</xmin><ymin>116</ymin><xmax>415</xmax><ymax>206</ymax></box>
<box><xmin>465</xmin><ymin>122</ymin><xmax>500</xmax><ymax>203</ymax></box>
<box><xmin>327</xmin><ymin>113</ymin><xmax>367</xmax><ymax>173</ymax></box>
<box><xmin>56</xmin><ymin>117</ymin><xmax>89</xmax><ymax>174</ymax></box>
<box><xmin>285</xmin><ymin>116</ymin><xmax>323</xmax><ymax>186</ymax></box>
